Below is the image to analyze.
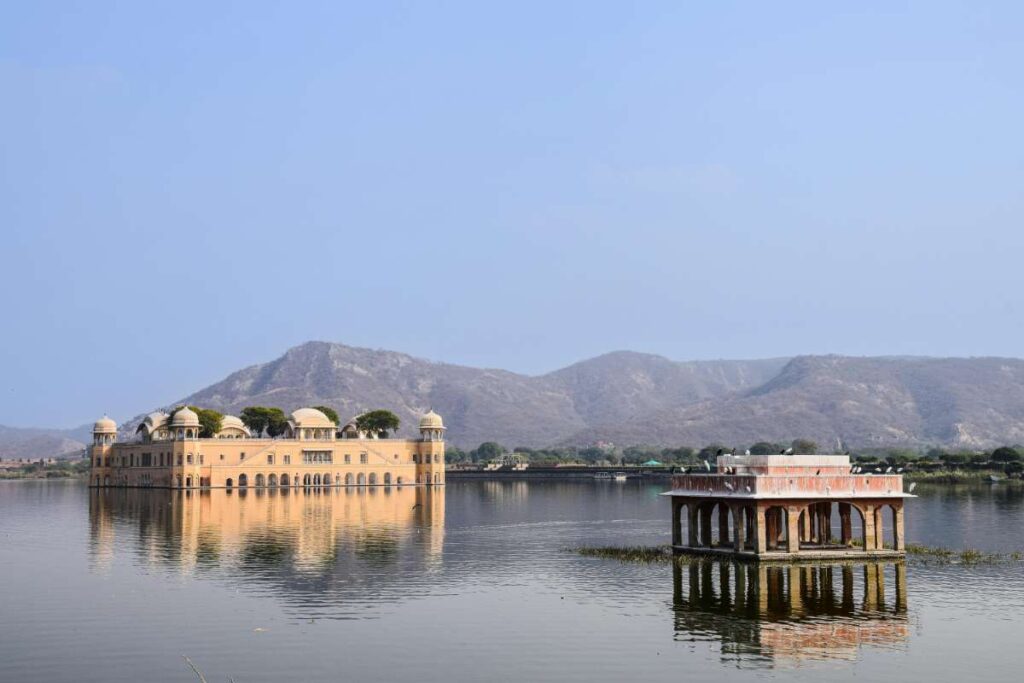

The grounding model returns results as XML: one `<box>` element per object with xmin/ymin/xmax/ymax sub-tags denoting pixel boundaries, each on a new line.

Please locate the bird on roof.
<box><xmin>731</xmin><ymin>447</ymin><xmax>737</xmax><ymax>455</ymax></box>
<box><xmin>886</xmin><ymin>466</ymin><xmax>893</xmax><ymax>473</ymax></box>
<box><xmin>908</xmin><ymin>482</ymin><xmax>917</xmax><ymax>493</ymax></box>
<box><xmin>716</xmin><ymin>449</ymin><xmax>723</xmax><ymax>456</ymax></box>
<box><xmin>724</xmin><ymin>482</ymin><xmax>734</xmax><ymax>491</ymax></box>
<box><xmin>815</xmin><ymin>469</ymin><xmax>821</xmax><ymax>476</ymax></box>
<box><xmin>703</xmin><ymin>460</ymin><xmax>711</xmax><ymax>471</ymax></box>
<box><xmin>897</xmin><ymin>467</ymin><xmax>904</xmax><ymax>473</ymax></box>
<box><xmin>745</xmin><ymin>485</ymin><xmax>752</xmax><ymax>493</ymax></box>
<box><xmin>784</xmin><ymin>447</ymin><xmax>794</xmax><ymax>455</ymax></box>
<box><xmin>744</xmin><ymin>449</ymin><xmax>751</xmax><ymax>456</ymax></box>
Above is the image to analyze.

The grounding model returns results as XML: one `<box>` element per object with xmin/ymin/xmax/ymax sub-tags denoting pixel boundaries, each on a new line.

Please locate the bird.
<box><xmin>908</xmin><ymin>482</ymin><xmax>917</xmax><ymax>493</ymax></box>
<box><xmin>703</xmin><ymin>460</ymin><xmax>711</xmax><ymax>471</ymax></box>
<box><xmin>744</xmin><ymin>449</ymin><xmax>751</xmax><ymax>456</ymax></box>
<box><xmin>897</xmin><ymin>467</ymin><xmax>904</xmax><ymax>473</ymax></box>
<box><xmin>716</xmin><ymin>449</ymin><xmax>724</xmax><ymax>456</ymax></box>
<box><xmin>724</xmin><ymin>482</ymin><xmax>734</xmax><ymax>491</ymax></box>
<box><xmin>784</xmin><ymin>447</ymin><xmax>794</xmax><ymax>455</ymax></box>
<box><xmin>815</xmin><ymin>469</ymin><xmax>821</xmax><ymax>476</ymax></box>
<box><xmin>886</xmin><ymin>466</ymin><xmax>893</xmax><ymax>473</ymax></box>
<box><xmin>745</xmin><ymin>485</ymin><xmax>752</xmax><ymax>493</ymax></box>
<box><xmin>731</xmin><ymin>448</ymin><xmax>737</xmax><ymax>455</ymax></box>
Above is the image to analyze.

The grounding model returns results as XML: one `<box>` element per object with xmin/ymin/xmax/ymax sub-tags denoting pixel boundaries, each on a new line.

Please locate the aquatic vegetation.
<box><xmin>575</xmin><ymin>545</ymin><xmax>678</xmax><ymax>564</ymax></box>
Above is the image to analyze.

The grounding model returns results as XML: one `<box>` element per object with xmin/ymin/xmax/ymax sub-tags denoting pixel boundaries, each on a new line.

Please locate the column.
<box><xmin>754</xmin><ymin>505</ymin><xmax>768</xmax><ymax>554</ymax></box>
<box><xmin>863</xmin><ymin>505</ymin><xmax>876</xmax><ymax>551</ymax></box>
<box><xmin>874</xmin><ymin>506</ymin><xmax>886</xmax><ymax>550</ymax></box>
<box><xmin>893</xmin><ymin>504</ymin><xmax>905</xmax><ymax>551</ymax></box>
<box><xmin>863</xmin><ymin>563</ymin><xmax>879</xmax><ymax>609</ymax></box>
<box><xmin>801</xmin><ymin>509</ymin><xmax>812</xmax><ymax>543</ymax></box>
<box><xmin>732</xmin><ymin>505</ymin><xmax>747</xmax><ymax>551</ymax></box>
<box><xmin>671</xmin><ymin>498</ymin><xmax>682</xmax><ymax>547</ymax></box>
<box><xmin>786</xmin><ymin>506</ymin><xmax>801</xmax><ymax>553</ymax></box>
<box><xmin>787</xmin><ymin>565</ymin><xmax>803</xmax><ymax>613</ymax></box>
<box><xmin>688</xmin><ymin>505</ymin><xmax>699</xmax><ymax>547</ymax></box>
<box><xmin>718</xmin><ymin>504</ymin><xmax>730</xmax><ymax>548</ymax></box>
<box><xmin>699</xmin><ymin>505</ymin><xmax>713</xmax><ymax>548</ymax></box>
<box><xmin>839</xmin><ymin>502</ymin><xmax>852</xmax><ymax>545</ymax></box>
<box><xmin>819</xmin><ymin>503</ymin><xmax>832</xmax><ymax>544</ymax></box>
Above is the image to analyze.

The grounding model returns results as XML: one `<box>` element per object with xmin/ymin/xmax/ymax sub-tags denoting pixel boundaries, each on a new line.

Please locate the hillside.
<box><xmin>8</xmin><ymin>343</ymin><xmax>1024</xmax><ymax>454</ymax></box>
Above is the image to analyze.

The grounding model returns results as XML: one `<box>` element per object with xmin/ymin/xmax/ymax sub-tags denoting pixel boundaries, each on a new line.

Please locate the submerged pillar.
<box><xmin>718</xmin><ymin>504</ymin><xmax>730</xmax><ymax>548</ymax></box>
<box><xmin>754</xmin><ymin>505</ymin><xmax>768</xmax><ymax>554</ymax></box>
<box><xmin>863</xmin><ymin>505</ymin><xmax>877</xmax><ymax>551</ymax></box>
<box><xmin>699</xmin><ymin>505</ymin><xmax>713</xmax><ymax>548</ymax></box>
<box><xmin>731</xmin><ymin>505</ymin><xmax>747</xmax><ymax>551</ymax></box>
<box><xmin>893</xmin><ymin>504</ymin><xmax>905</xmax><ymax>551</ymax></box>
<box><xmin>688</xmin><ymin>505</ymin><xmax>699</xmax><ymax>547</ymax></box>
<box><xmin>786</xmin><ymin>506</ymin><xmax>801</xmax><ymax>553</ymax></box>
<box><xmin>839</xmin><ymin>502</ymin><xmax>852</xmax><ymax>545</ymax></box>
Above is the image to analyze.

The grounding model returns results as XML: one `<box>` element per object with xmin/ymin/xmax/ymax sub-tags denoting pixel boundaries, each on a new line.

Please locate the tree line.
<box><xmin>165</xmin><ymin>405</ymin><xmax>401</xmax><ymax>438</ymax></box>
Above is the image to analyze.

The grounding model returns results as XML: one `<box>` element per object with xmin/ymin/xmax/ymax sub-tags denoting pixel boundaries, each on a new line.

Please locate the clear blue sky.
<box><xmin>2</xmin><ymin>1</ymin><xmax>1023</xmax><ymax>428</ymax></box>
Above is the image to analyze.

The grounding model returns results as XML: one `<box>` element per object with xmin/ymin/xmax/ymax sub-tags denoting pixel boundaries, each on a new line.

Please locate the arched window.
<box><xmin>186</xmin><ymin>453</ymin><xmax>193</xmax><ymax>464</ymax></box>
<box><xmin>255</xmin><ymin>473</ymin><xmax>265</xmax><ymax>487</ymax></box>
<box><xmin>384</xmin><ymin>472</ymin><xmax>392</xmax><ymax>485</ymax></box>
<box><xmin>268</xmin><ymin>473</ymin><xmax>278</xmax><ymax>487</ymax></box>
<box><xmin>280</xmin><ymin>473</ymin><xmax>289</xmax><ymax>486</ymax></box>
<box><xmin>226</xmin><ymin>478</ymin><xmax>233</xmax><ymax>488</ymax></box>
<box><xmin>238</xmin><ymin>473</ymin><xmax>248</xmax><ymax>487</ymax></box>
<box><xmin>357</xmin><ymin>473</ymin><xmax>366</xmax><ymax>485</ymax></box>
<box><xmin>396</xmin><ymin>476</ymin><xmax>403</xmax><ymax>485</ymax></box>
<box><xmin>369</xmin><ymin>472</ymin><xmax>377</xmax><ymax>485</ymax></box>
<box><xmin>345</xmin><ymin>473</ymin><xmax>353</xmax><ymax>486</ymax></box>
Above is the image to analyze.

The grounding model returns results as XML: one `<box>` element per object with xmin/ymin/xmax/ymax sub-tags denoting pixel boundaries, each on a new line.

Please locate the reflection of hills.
<box><xmin>672</xmin><ymin>560</ymin><xmax>909</xmax><ymax>665</ymax></box>
<box><xmin>89</xmin><ymin>487</ymin><xmax>444</xmax><ymax>613</ymax></box>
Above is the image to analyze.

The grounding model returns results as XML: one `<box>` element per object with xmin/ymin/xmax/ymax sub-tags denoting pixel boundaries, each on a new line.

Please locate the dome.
<box><xmin>220</xmin><ymin>415</ymin><xmax>245</xmax><ymax>429</ymax></box>
<box><xmin>93</xmin><ymin>416</ymin><xmax>117</xmax><ymax>433</ymax></box>
<box><xmin>170</xmin><ymin>406</ymin><xmax>200</xmax><ymax>427</ymax></box>
<box><xmin>290</xmin><ymin>408</ymin><xmax>335</xmax><ymax>428</ymax></box>
<box><xmin>419</xmin><ymin>410</ymin><xmax>445</xmax><ymax>430</ymax></box>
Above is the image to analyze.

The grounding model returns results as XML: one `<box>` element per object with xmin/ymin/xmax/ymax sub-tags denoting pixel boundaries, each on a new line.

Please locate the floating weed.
<box><xmin>576</xmin><ymin>545</ymin><xmax>675</xmax><ymax>564</ymax></box>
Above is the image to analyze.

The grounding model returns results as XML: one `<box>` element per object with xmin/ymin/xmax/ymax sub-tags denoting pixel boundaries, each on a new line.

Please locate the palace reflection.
<box><xmin>672</xmin><ymin>559</ymin><xmax>909</xmax><ymax>665</ymax></box>
<box><xmin>89</xmin><ymin>486</ymin><xmax>445</xmax><ymax>611</ymax></box>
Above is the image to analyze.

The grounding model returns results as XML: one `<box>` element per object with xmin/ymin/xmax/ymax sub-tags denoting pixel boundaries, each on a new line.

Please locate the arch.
<box><xmin>434</xmin><ymin>473</ymin><xmax>440</xmax><ymax>484</ymax></box>
<box><xmin>313</xmin><ymin>473</ymin><xmax>321</xmax><ymax>486</ymax></box>
<box><xmin>335</xmin><ymin>474</ymin><xmax>341</xmax><ymax>485</ymax></box>
<box><xmin>294</xmin><ymin>474</ymin><xmax>299</xmax><ymax>487</ymax></box>
<box><xmin>254</xmin><ymin>473</ymin><xmax>265</xmax><ymax>487</ymax></box>
<box><xmin>383</xmin><ymin>472</ymin><xmax>392</xmax><ymax>485</ymax></box>
<box><xmin>185</xmin><ymin>475</ymin><xmax>193</xmax><ymax>488</ymax></box>
<box><xmin>357</xmin><ymin>473</ymin><xmax>366</xmax><ymax>486</ymax></box>
<box><xmin>345</xmin><ymin>473</ymin><xmax>354</xmax><ymax>486</ymax></box>
<box><xmin>323</xmin><ymin>472</ymin><xmax>331</xmax><ymax>487</ymax></box>
<box><xmin>302</xmin><ymin>473</ymin><xmax>311</xmax><ymax>486</ymax></box>
<box><xmin>268</xmin><ymin>473</ymin><xmax>278</xmax><ymax>487</ymax></box>
<box><xmin>103</xmin><ymin>475</ymin><xmax>111</xmax><ymax>486</ymax></box>
<box><xmin>225</xmin><ymin>478</ymin><xmax>233</xmax><ymax>488</ymax></box>
<box><xmin>369</xmin><ymin>472</ymin><xmax>378</xmax><ymax>485</ymax></box>
<box><xmin>176</xmin><ymin>474</ymin><xmax>183</xmax><ymax>487</ymax></box>
<box><xmin>187</xmin><ymin>453</ymin><xmax>193</xmax><ymax>464</ymax></box>
<box><xmin>280</xmin><ymin>473</ymin><xmax>290</xmax><ymax>487</ymax></box>
<box><xmin>763</xmin><ymin>505</ymin><xmax>790</xmax><ymax>551</ymax></box>
<box><xmin>396</xmin><ymin>476</ymin><xmax>404</xmax><ymax>485</ymax></box>
<box><xmin>239</xmin><ymin>473</ymin><xmax>249</xmax><ymax>487</ymax></box>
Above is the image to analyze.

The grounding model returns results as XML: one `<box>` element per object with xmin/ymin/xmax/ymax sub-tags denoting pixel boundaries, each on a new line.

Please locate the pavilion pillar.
<box><xmin>671</xmin><ymin>498</ymin><xmax>683</xmax><ymax>547</ymax></box>
<box><xmin>688</xmin><ymin>505</ymin><xmax>699</xmax><ymax>547</ymax></box>
<box><xmin>731</xmin><ymin>505</ymin><xmax>746</xmax><ymax>551</ymax></box>
<box><xmin>800</xmin><ymin>510</ymin><xmax>811</xmax><ymax>543</ymax></box>
<box><xmin>819</xmin><ymin>503</ymin><xmax>832</xmax><ymax>544</ymax></box>
<box><xmin>862</xmin><ymin>505</ymin><xmax>877</xmax><ymax>551</ymax></box>
<box><xmin>718</xmin><ymin>505</ymin><xmax>730</xmax><ymax>547</ymax></box>
<box><xmin>874</xmin><ymin>506</ymin><xmax>886</xmax><ymax>550</ymax></box>
<box><xmin>754</xmin><ymin>505</ymin><xmax>768</xmax><ymax>554</ymax></box>
<box><xmin>699</xmin><ymin>505</ymin><xmax>713</xmax><ymax>548</ymax></box>
<box><xmin>786</xmin><ymin>506</ymin><xmax>801</xmax><ymax>554</ymax></box>
<box><xmin>838</xmin><ymin>502</ymin><xmax>852</xmax><ymax>545</ymax></box>
<box><xmin>893</xmin><ymin>504</ymin><xmax>905</xmax><ymax>551</ymax></box>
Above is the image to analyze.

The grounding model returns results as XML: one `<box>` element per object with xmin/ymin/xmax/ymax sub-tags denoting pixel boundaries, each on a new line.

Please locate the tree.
<box><xmin>188</xmin><ymin>406</ymin><xmax>223</xmax><ymax>438</ymax></box>
<box><xmin>240</xmin><ymin>406</ymin><xmax>287</xmax><ymax>437</ymax></box>
<box><xmin>1005</xmin><ymin>461</ymin><xmax>1024</xmax><ymax>475</ymax></box>
<box><xmin>355</xmin><ymin>409</ymin><xmax>401</xmax><ymax>438</ymax></box>
<box><xmin>749</xmin><ymin>442</ymin><xmax>782</xmax><ymax>455</ymax></box>
<box><xmin>991</xmin><ymin>446</ymin><xmax>1022</xmax><ymax>463</ymax></box>
<box><xmin>698</xmin><ymin>444</ymin><xmax>727</xmax><ymax>461</ymax></box>
<box><xmin>940</xmin><ymin>452</ymin><xmax>968</xmax><ymax>465</ymax></box>
<box><xmin>266</xmin><ymin>408</ymin><xmax>288</xmax><ymax>437</ymax></box>
<box><xmin>312</xmin><ymin>405</ymin><xmax>340</xmax><ymax>424</ymax></box>
<box><xmin>790</xmin><ymin>439</ymin><xmax>818</xmax><ymax>455</ymax></box>
<box><xmin>472</xmin><ymin>441</ymin><xmax>505</xmax><ymax>463</ymax></box>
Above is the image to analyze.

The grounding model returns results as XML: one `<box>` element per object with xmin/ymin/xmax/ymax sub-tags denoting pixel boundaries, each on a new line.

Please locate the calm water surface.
<box><xmin>1</xmin><ymin>479</ymin><xmax>1023</xmax><ymax>682</ymax></box>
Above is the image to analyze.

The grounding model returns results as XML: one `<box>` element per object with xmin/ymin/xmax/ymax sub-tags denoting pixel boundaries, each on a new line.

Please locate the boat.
<box><xmin>613</xmin><ymin>472</ymin><xmax>628</xmax><ymax>482</ymax></box>
<box><xmin>594</xmin><ymin>471</ymin><xmax>612</xmax><ymax>480</ymax></box>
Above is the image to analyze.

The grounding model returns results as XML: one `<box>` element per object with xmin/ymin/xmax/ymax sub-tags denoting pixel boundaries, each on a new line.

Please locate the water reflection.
<box><xmin>89</xmin><ymin>486</ymin><xmax>445</xmax><ymax>616</ymax></box>
<box><xmin>672</xmin><ymin>560</ymin><xmax>909</xmax><ymax>665</ymax></box>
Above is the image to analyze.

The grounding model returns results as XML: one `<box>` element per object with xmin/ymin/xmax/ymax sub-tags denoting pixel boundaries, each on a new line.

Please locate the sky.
<box><xmin>2</xmin><ymin>1</ymin><xmax>1023</xmax><ymax>428</ymax></box>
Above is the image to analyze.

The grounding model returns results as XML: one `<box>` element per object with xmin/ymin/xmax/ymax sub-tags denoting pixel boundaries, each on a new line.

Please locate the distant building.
<box><xmin>88</xmin><ymin>408</ymin><xmax>446</xmax><ymax>489</ymax></box>
<box><xmin>665</xmin><ymin>453</ymin><xmax>910</xmax><ymax>558</ymax></box>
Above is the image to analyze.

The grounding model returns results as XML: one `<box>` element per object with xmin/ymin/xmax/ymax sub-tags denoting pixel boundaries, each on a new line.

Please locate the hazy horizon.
<box><xmin>3</xmin><ymin>2</ymin><xmax>1023</xmax><ymax>426</ymax></box>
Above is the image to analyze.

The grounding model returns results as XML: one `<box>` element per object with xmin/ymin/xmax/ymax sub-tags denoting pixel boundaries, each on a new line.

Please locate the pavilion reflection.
<box><xmin>672</xmin><ymin>559</ymin><xmax>909</xmax><ymax>664</ymax></box>
<box><xmin>89</xmin><ymin>486</ymin><xmax>445</xmax><ymax>609</ymax></box>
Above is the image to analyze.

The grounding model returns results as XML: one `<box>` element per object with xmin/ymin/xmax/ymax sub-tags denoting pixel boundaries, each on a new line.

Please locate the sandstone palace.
<box><xmin>88</xmin><ymin>407</ymin><xmax>446</xmax><ymax>489</ymax></box>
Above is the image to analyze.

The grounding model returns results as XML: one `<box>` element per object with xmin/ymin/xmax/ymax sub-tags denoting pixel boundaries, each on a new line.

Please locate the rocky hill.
<box><xmin>0</xmin><ymin>425</ymin><xmax>90</xmax><ymax>460</ymax></box>
<box><xmin>9</xmin><ymin>343</ymin><xmax>1024</xmax><ymax>455</ymax></box>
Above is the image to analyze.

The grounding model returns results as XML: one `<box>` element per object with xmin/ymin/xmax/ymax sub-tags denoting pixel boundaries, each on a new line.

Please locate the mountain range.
<box><xmin>6</xmin><ymin>341</ymin><xmax>1024</xmax><ymax>457</ymax></box>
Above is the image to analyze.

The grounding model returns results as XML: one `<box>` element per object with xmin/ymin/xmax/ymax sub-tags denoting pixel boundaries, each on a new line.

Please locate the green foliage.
<box><xmin>355</xmin><ymin>409</ymin><xmax>401</xmax><ymax>438</ymax></box>
<box><xmin>940</xmin><ymin>452</ymin><xmax>969</xmax><ymax>465</ymax></box>
<box><xmin>444</xmin><ymin>445</ymin><xmax>470</xmax><ymax>463</ymax></box>
<box><xmin>661</xmin><ymin>446</ymin><xmax>696</xmax><ymax>464</ymax></box>
<box><xmin>749</xmin><ymin>441</ymin><xmax>782</xmax><ymax>455</ymax></box>
<box><xmin>188</xmin><ymin>406</ymin><xmax>223</xmax><ymax>438</ymax></box>
<box><xmin>790</xmin><ymin>438</ymin><xmax>818</xmax><ymax>455</ymax></box>
<box><xmin>311</xmin><ymin>405</ymin><xmax>340</xmax><ymax>424</ymax></box>
<box><xmin>1004</xmin><ymin>461</ymin><xmax>1024</xmax><ymax>475</ymax></box>
<box><xmin>697</xmin><ymin>444</ymin><xmax>727</xmax><ymax>460</ymax></box>
<box><xmin>471</xmin><ymin>441</ymin><xmax>505</xmax><ymax>462</ymax></box>
<box><xmin>992</xmin><ymin>446</ymin><xmax>1022</xmax><ymax>462</ymax></box>
<box><xmin>240</xmin><ymin>406</ymin><xmax>287</xmax><ymax>437</ymax></box>
<box><xmin>266</xmin><ymin>408</ymin><xmax>288</xmax><ymax>437</ymax></box>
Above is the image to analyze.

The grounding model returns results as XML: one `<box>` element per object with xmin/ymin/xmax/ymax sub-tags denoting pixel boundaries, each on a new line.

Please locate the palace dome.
<box><xmin>170</xmin><ymin>406</ymin><xmax>200</xmax><ymax>427</ymax></box>
<box><xmin>93</xmin><ymin>416</ymin><xmax>117</xmax><ymax>433</ymax></box>
<box><xmin>220</xmin><ymin>415</ymin><xmax>245</xmax><ymax>430</ymax></box>
<box><xmin>290</xmin><ymin>408</ymin><xmax>335</xmax><ymax>427</ymax></box>
<box><xmin>419</xmin><ymin>410</ymin><xmax>445</xmax><ymax>430</ymax></box>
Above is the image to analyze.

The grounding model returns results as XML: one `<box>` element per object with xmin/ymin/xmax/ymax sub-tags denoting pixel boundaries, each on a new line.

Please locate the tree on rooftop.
<box><xmin>355</xmin><ymin>409</ymin><xmax>401</xmax><ymax>438</ymax></box>
<box><xmin>312</xmin><ymin>405</ymin><xmax>340</xmax><ymax>424</ymax></box>
<box><xmin>749</xmin><ymin>442</ymin><xmax>782</xmax><ymax>455</ymax></box>
<box><xmin>240</xmin><ymin>406</ymin><xmax>286</xmax><ymax>437</ymax></box>
<box><xmin>188</xmin><ymin>406</ymin><xmax>223</xmax><ymax>438</ymax></box>
<box><xmin>265</xmin><ymin>408</ymin><xmax>288</xmax><ymax>437</ymax></box>
<box><xmin>790</xmin><ymin>439</ymin><xmax>818</xmax><ymax>455</ymax></box>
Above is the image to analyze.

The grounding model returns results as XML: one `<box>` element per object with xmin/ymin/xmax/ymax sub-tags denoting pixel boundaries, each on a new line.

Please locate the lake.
<box><xmin>1</xmin><ymin>479</ymin><xmax>1023</xmax><ymax>682</ymax></box>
